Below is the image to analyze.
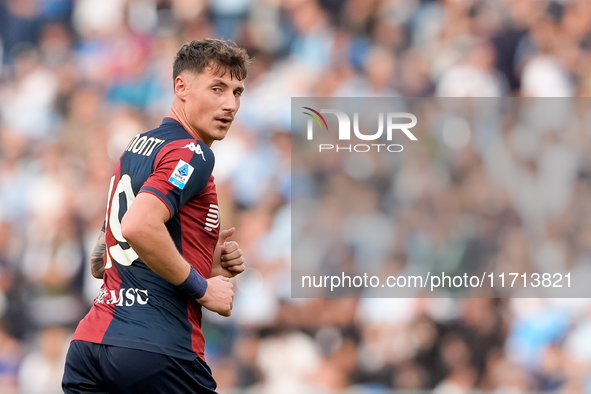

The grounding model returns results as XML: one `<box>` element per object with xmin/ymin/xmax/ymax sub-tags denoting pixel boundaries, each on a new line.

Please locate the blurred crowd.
<box><xmin>0</xmin><ymin>0</ymin><xmax>590</xmax><ymax>393</ymax></box>
<box><xmin>291</xmin><ymin>98</ymin><xmax>591</xmax><ymax>392</ymax></box>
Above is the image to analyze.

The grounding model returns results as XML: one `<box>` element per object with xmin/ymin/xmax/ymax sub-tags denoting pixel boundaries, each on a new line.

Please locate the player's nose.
<box><xmin>221</xmin><ymin>91</ymin><xmax>238</xmax><ymax>113</ymax></box>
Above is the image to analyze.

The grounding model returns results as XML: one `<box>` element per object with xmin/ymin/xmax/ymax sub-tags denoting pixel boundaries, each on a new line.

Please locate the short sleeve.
<box><xmin>139</xmin><ymin>140</ymin><xmax>215</xmax><ymax>218</ymax></box>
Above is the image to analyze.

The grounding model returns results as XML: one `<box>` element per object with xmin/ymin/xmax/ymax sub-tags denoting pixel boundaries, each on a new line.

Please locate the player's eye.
<box><xmin>212</xmin><ymin>87</ymin><xmax>222</xmax><ymax>93</ymax></box>
<box><xmin>234</xmin><ymin>90</ymin><xmax>242</xmax><ymax>97</ymax></box>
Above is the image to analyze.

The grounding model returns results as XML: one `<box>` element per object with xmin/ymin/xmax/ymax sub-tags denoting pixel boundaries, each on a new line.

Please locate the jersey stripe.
<box><xmin>187</xmin><ymin>298</ymin><xmax>205</xmax><ymax>360</ymax></box>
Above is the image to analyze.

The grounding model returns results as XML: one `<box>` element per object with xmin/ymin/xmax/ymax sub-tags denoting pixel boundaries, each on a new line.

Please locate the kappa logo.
<box><xmin>183</xmin><ymin>142</ymin><xmax>206</xmax><ymax>161</ymax></box>
<box><xmin>205</xmin><ymin>204</ymin><xmax>220</xmax><ymax>232</ymax></box>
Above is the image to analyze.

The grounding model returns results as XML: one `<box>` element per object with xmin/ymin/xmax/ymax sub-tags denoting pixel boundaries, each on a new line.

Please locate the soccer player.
<box><xmin>62</xmin><ymin>39</ymin><xmax>250</xmax><ymax>393</ymax></box>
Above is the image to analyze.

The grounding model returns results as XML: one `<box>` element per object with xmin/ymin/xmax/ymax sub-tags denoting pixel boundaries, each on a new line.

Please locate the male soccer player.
<box><xmin>62</xmin><ymin>39</ymin><xmax>250</xmax><ymax>393</ymax></box>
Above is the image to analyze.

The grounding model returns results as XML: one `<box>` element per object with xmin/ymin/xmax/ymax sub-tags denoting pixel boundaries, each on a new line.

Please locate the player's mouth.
<box><xmin>216</xmin><ymin>117</ymin><xmax>233</xmax><ymax>127</ymax></box>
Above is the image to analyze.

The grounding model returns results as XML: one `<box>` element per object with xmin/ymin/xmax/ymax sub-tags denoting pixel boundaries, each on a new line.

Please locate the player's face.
<box><xmin>183</xmin><ymin>66</ymin><xmax>244</xmax><ymax>146</ymax></box>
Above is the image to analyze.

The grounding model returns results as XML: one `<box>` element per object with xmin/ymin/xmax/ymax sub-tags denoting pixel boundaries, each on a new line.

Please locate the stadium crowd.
<box><xmin>0</xmin><ymin>0</ymin><xmax>590</xmax><ymax>393</ymax></box>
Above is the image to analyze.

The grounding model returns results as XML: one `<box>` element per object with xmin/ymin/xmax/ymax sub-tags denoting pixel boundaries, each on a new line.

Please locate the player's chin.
<box><xmin>211</xmin><ymin>126</ymin><xmax>230</xmax><ymax>140</ymax></box>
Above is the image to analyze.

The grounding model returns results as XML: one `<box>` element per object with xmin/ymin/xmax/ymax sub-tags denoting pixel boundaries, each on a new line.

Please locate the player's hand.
<box><xmin>211</xmin><ymin>227</ymin><xmax>245</xmax><ymax>278</ymax></box>
<box><xmin>198</xmin><ymin>275</ymin><xmax>234</xmax><ymax>317</ymax></box>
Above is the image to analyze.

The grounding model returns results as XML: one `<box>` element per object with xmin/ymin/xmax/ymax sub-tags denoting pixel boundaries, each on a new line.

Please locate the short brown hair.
<box><xmin>172</xmin><ymin>39</ymin><xmax>251</xmax><ymax>85</ymax></box>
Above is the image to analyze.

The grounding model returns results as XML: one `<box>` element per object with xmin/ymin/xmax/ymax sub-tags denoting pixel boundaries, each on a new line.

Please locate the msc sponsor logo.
<box><xmin>94</xmin><ymin>287</ymin><xmax>149</xmax><ymax>306</ymax></box>
<box><xmin>302</xmin><ymin>107</ymin><xmax>417</xmax><ymax>153</ymax></box>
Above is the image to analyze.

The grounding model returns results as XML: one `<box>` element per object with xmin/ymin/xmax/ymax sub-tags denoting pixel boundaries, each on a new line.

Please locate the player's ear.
<box><xmin>174</xmin><ymin>75</ymin><xmax>187</xmax><ymax>99</ymax></box>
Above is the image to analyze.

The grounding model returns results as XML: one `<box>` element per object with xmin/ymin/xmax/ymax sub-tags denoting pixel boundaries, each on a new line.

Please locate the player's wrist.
<box><xmin>177</xmin><ymin>267</ymin><xmax>208</xmax><ymax>299</ymax></box>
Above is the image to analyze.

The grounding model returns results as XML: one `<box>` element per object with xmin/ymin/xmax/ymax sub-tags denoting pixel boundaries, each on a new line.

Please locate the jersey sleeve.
<box><xmin>138</xmin><ymin>140</ymin><xmax>215</xmax><ymax>218</ymax></box>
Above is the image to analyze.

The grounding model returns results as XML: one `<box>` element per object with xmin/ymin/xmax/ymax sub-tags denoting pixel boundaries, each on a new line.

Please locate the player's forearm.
<box><xmin>122</xmin><ymin>215</ymin><xmax>190</xmax><ymax>286</ymax></box>
<box><xmin>90</xmin><ymin>233</ymin><xmax>107</xmax><ymax>279</ymax></box>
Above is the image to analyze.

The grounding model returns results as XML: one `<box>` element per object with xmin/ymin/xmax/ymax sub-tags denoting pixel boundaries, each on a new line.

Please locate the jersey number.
<box><xmin>104</xmin><ymin>174</ymin><xmax>139</xmax><ymax>269</ymax></box>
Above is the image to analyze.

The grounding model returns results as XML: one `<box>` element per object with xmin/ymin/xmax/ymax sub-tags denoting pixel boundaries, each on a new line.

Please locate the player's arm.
<box><xmin>211</xmin><ymin>227</ymin><xmax>245</xmax><ymax>278</ymax></box>
<box><xmin>90</xmin><ymin>232</ymin><xmax>107</xmax><ymax>279</ymax></box>
<box><xmin>121</xmin><ymin>192</ymin><xmax>234</xmax><ymax>316</ymax></box>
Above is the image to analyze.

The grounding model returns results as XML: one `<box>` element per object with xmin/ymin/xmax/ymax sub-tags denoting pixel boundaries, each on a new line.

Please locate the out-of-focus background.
<box><xmin>0</xmin><ymin>0</ymin><xmax>590</xmax><ymax>393</ymax></box>
<box><xmin>291</xmin><ymin>98</ymin><xmax>591</xmax><ymax>299</ymax></box>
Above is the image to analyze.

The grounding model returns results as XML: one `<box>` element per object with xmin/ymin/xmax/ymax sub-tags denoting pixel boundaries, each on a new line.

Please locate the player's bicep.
<box><xmin>122</xmin><ymin>192</ymin><xmax>171</xmax><ymax>233</ymax></box>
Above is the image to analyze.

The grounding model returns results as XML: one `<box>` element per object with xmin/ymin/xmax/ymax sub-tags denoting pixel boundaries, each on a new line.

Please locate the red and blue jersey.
<box><xmin>73</xmin><ymin>118</ymin><xmax>220</xmax><ymax>361</ymax></box>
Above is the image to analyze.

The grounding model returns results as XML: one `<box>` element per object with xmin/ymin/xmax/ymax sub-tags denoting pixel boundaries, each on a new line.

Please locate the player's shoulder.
<box><xmin>162</xmin><ymin>138</ymin><xmax>214</xmax><ymax>165</ymax></box>
<box><xmin>148</xmin><ymin>119</ymin><xmax>215</xmax><ymax>161</ymax></box>
<box><xmin>176</xmin><ymin>140</ymin><xmax>214</xmax><ymax>160</ymax></box>
<box><xmin>124</xmin><ymin>118</ymin><xmax>183</xmax><ymax>156</ymax></box>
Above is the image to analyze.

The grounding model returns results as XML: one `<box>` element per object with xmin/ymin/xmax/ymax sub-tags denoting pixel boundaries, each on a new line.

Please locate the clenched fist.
<box><xmin>197</xmin><ymin>275</ymin><xmax>234</xmax><ymax>317</ymax></box>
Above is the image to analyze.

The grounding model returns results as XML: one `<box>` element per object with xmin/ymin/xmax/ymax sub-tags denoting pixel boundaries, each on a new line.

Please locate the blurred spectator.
<box><xmin>436</xmin><ymin>39</ymin><xmax>508</xmax><ymax>97</ymax></box>
<box><xmin>0</xmin><ymin>322</ymin><xmax>23</xmax><ymax>394</ymax></box>
<box><xmin>18</xmin><ymin>326</ymin><xmax>70</xmax><ymax>394</ymax></box>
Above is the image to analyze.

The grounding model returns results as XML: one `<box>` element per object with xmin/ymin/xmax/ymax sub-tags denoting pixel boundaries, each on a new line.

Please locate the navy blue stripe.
<box><xmin>139</xmin><ymin>186</ymin><xmax>178</xmax><ymax>214</ymax></box>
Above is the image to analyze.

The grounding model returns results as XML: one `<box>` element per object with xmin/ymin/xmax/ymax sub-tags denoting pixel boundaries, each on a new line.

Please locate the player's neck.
<box><xmin>166</xmin><ymin>108</ymin><xmax>213</xmax><ymax>146</ymax></box>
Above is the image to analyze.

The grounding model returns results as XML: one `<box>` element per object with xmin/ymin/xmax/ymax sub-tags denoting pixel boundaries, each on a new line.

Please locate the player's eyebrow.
<box><xmin>212</xmin><ymin>79</ymin><xmax>245</xmax><ymax>93</ymax></box>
